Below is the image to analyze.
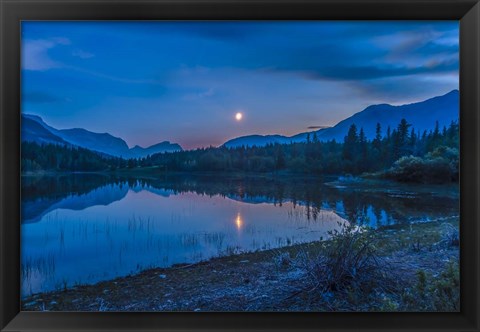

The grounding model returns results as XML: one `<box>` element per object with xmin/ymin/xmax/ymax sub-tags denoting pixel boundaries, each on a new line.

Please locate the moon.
<box><xmin>235</xmin><ymin>112</ymin><xmax>243</xmax><ymax>121</ymax></box>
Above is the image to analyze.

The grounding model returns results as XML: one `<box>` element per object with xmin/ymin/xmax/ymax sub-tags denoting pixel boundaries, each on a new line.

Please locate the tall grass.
<box><xmin>22</xmin><ymin>252</ymin><xmax>56</xmax><ymax>282</ymax></box>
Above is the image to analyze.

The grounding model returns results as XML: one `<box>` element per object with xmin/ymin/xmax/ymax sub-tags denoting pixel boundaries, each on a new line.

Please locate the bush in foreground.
<box><xmin>284</xmin><ymin>220</ymin><xmax>460</xmax><ymax>311</ymax></box>
<box><xmin>293</xmin><ymin>224</ymin><xmax>396</xmax><ymax>306</ymax></box>
<box><xmin>401</xmin><ymin>261</ymin><xmax>459</xmax><ymax>311</ymax></box>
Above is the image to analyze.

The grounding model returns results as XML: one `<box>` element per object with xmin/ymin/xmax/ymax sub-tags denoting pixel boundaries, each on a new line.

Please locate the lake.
<box><xmin>20</xmin><ymin>173</ymin><xmax>459</xmax><ymax>297</ymax></box>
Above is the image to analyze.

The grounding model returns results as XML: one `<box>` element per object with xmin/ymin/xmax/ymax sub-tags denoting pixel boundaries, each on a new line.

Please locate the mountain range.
<box><xmin>223</xmin><ymin>90</ymin><xmax>459</xmax><ymax>148</ymax></box>
<box><xmin>22</xmin><ymin>90</ymin><xmax>459</xmax><ymax>157</ymax></box>
<box><xmin>22</xmin><ymin>114</ymin><xmax>183</xmax><ymax>158</ymax></box>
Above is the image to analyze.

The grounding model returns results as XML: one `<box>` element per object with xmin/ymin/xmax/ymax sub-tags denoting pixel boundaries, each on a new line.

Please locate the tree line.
<box><xmin>21</xmin><ymin>142</ymin><xmax>124</xmax><ymax>172</ymax></box>
<box><xmin>140</xmin><ymin>118</ymin><xmax>459</xmax><ymax>182</ymax></box>
<box><xmin>21</xmin><ymin>118</ymin><xmax>459</xmax><ymax>183</ymax></box>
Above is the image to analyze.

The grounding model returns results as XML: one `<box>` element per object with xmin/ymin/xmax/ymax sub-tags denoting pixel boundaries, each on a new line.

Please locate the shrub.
<box><xmin>386</xmin><ymin>148</ymin><xmax>458</xmax><ymax>183</ymax></box>
<box><xmin>295</xmin><ymin>224</ymin><xmax>388</xmax><ymax>294</ymax></box>
<box><xmin>431</xmin><ymin>261</ymin><xmax>460</xmax><ymax>311</ymax></box>
<box><xmin>401</xmin><ymin>261</ymin><xmax>459</xmax><ymax>311</ymax></box>
<box><xmin>386</xmin><ymin>156</ymin><xmax>427</xmax><ymax>183</ymax></box>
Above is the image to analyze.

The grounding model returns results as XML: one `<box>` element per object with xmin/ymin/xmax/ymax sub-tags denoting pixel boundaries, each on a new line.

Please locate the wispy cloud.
<box><xmin>183</xmin><ymin>88</ymin><xmax>215</xmax><ymax>100</ymax></box>
<box><xmin>72</xmin><ymin>49</ymin><xmax>94</xmax><ymax>59</ymax></box>
<box><xmin>22</xmin><ymin>38</ymin><xmax>70</xmax><ymax>71</ymax></box>
<box><xmin>22</xmin><ymin>37</ymin><xmax>160</xmax><ymax>85</ymax></box>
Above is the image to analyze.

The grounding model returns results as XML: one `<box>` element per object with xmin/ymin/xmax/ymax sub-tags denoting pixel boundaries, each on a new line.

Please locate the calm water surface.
<box><xmin>21</xmin><ymin>174</ymin><xmax>459</xmax><ymax>296</ymax></box>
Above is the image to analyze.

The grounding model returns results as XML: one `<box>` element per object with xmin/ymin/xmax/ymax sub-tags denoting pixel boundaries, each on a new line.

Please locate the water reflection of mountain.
<box><xmin>22</xmin><ymin>174</ymin><xmax>132</xmax><ymax>223</ymax></box>
<box><xmin>129</xmin><ymin>184</ymin><xmax>174</xmax><ymax>197</ymax></box>
<box><xmin>22</xmin><ymin>173</ymin><xmax>459</xmax><ymax>226</ymax></box>
<box><xmin>22</xmin><ymin>175</ymin><xmax>176</xmax><ymax>223</ymax></box>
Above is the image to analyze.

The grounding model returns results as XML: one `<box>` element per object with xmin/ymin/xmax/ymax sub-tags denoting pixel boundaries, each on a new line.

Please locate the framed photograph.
<box><xmin>1</xmin><ymin>0</ymin><xmax>479</xmax><ymax>331</ymax></box>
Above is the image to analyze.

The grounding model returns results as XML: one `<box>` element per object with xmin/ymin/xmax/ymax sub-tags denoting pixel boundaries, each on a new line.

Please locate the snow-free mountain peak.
<box><xmin>21</xmin><ymin>114</ymin><xmax>183</xmax><ymax>158</ymax></box>
<box><xmin>223</xmin><ymin>90</ymin><xmax>459</xmax><ymax>148</ymax></box>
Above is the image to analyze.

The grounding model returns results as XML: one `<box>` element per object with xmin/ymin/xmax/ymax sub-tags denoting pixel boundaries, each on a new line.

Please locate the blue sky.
<box><xmin>21</xmin><ymin>21</ymin><xmax>459</xmax><ymax>150</ymax></box>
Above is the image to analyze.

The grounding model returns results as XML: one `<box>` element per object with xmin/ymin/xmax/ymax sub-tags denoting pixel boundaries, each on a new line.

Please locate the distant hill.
<box><xmin>223</xmin><ymin>134</ymin><xmax>307</xmax><ymax>148</ymax></box>
<box><xmin>316</xmin><ymin>89</ymin><xmax>459</xmax><ymax>142</ymax></box>
<box><xmin>21</xmin><ymin>114</ymin><xmax>183</xmax><ymax>158</ymax></box>
<box><xmin>21</xmin><ymin>116</ymin><xmax>69</xmax><ymax>146</ymax></box>
<box><xmin>130</xmin><ymin>141</ymin><xmax>183</xmax><ymax>158</ymax></box>
<box><xmin>54</xmin><ymin>128</ymin><xmax>131</xmax><ymax>157</ymax></box>
<box><xmin>223</xmin><ymin>90</ymin><xmax>459</xmax><ymax>148</ymax></box>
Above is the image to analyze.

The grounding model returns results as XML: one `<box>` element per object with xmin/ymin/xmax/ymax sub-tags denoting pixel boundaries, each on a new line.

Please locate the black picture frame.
<box><xmin>1</xmin><ymin>0</ymin><xmax>479</xmax><ymax>331</ymax></box>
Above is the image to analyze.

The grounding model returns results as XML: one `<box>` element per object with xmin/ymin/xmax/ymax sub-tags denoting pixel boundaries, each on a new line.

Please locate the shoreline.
<box><xmin>21</xmin><ymin>168</ymin><xmax>460</xmax><ymax>187</ymax></box>
<box><xmin>21</xmin><ymin>169</ymin><xmax>460</xmax><ymax>193</ymax></box>
<box><xmin>21</xmin><ymin>168</ymin><xmax>338</xmax><ymax>179</ymax></box>
<box><xmin>22</xmin><ymin>218</ymin><xmax>460</xmax><ymax>312</ymax></box>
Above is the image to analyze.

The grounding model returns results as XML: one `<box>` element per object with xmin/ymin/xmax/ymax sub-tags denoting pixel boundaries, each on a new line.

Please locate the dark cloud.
<box><xmin>295</xmin><ymin>58</ymin><xmax>458</xmax><ymax>81</ymax></box>
<box><xmin>245</xmin><ymin>22</ymin><xmax>458</xmax><ymax>89</ymax></box>
<box><xmin>308</xmin><ymin>126</ymin><xmax>330</xmax><ymax>129</ymax></box>
<box><xmin>342</xmin><ymin>73</ymin><xmax>458</xmax><ymax>103</ymax></box>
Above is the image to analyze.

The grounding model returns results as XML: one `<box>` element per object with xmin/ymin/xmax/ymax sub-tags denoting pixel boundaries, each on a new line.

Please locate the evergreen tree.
<box><xmin>358</xmin><ymin>128</ymin><xmax>368</xmax><ymax>172</ymax></box>
<box><xmin>343</xmin><ymin>124</ymin><xmax>359</xmax><ymax>172</ymax></box>
<box><xmin>373</xmin><ymin>123</ymin><xmax>382</xmax><ymax>151</ymax></box>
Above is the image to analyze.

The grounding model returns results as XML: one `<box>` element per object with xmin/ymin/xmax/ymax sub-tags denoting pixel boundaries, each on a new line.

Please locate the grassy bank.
<box><xmin>22</xmin><ymin>217</ymin><xmax>459</xmax><ymax>312</ymax></box>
